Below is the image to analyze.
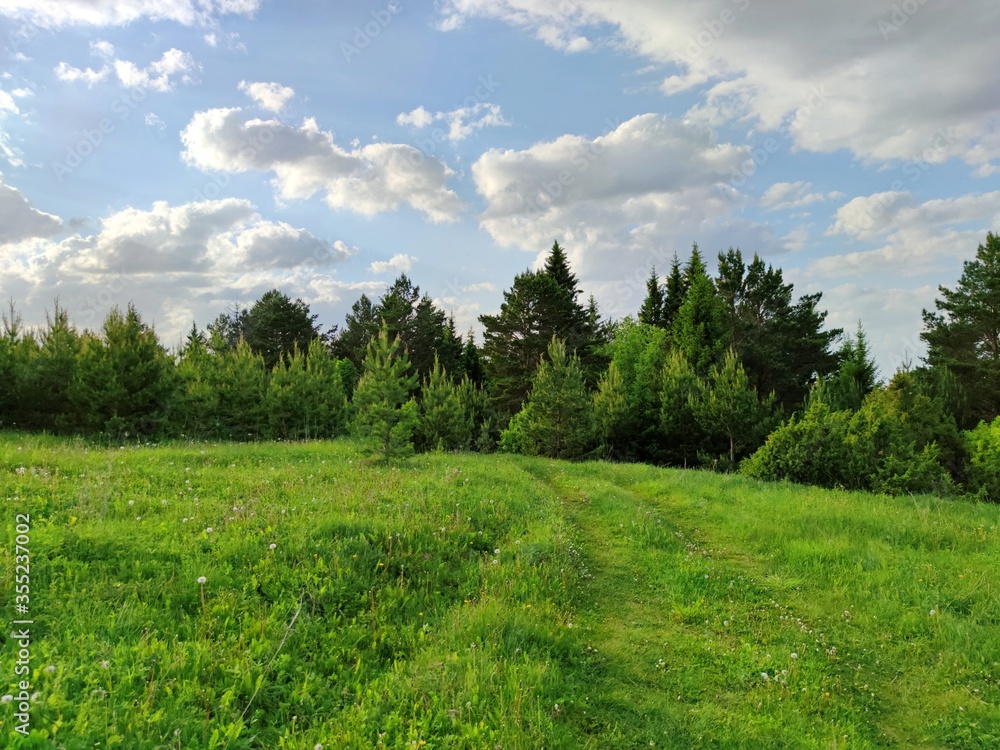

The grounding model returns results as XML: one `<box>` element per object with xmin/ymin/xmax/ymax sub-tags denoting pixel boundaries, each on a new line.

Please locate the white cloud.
<box><xmin>0</xmin><ymin>198</ymin><xmax>355</xmax><ymax>341</ymax></box>
<box><xmin>814</xmin><ymin>191</ymin><xmax>1000</xmax><ymax>279</ymax></box>
<box><xmin>760</xmin><ymin>181</ymin><xmax>841</xmax><ymax>211</ymax></box>
<box><xmin>397</xmin><ymin>102</ymin><xmax>509</xmax><ymax>142</ymax></box>
<box><xmin>469</xmin><ymin>113</ymin><xmax>792</xmax><ymax>318</ymax></box>
<box><xmin>114</xmin><ymin>49</ymin><xmax>198</xmax><ymax>92</ymax></box>
<box><xmin>57</xmin><ymin>48</ymin><xmax>199</xmax><ymax>92</ymax></box>
<box><xmin>369</xmin><ymin>253</ymin><xmax>415</xmax><ymax>274</ymax></box>
<box><xmin>90</xmin><ymin>40</ymin><xmax>114</xmax><ymax>59</ymax></box>
<box><xmin>0</xmin><ymin>181</ymin><xmax>63</xmax><ymax>244</ymax></box>
<box><xmin>437</xmin><ymin>1</ymin><xmax>1000</xmax><ymax>169</ymax></box>
<box><xmin>0</xmin><ymin>1</ymin><xmax>260</xmax><ymax>27</ymax></box>
<box><xmin>181</xmin><ymin>107</ymin><xmax>464</xmax><ymax>222</ymax></box>
<box><xmin>204</xmin><ymin>33</ymin><xmax>218</xmax><ymax>47</ymax></box>
<box><xmin>54</xmin><ymin>62</ymin><xmax>110</xmax><ymax>86</ymax></box>
<box><xmin>464</xmin><ymin>282</ymin><xmax>497</xmax><ymax>293</ymax></box>
<box><xmin>145</xmin><ymin>113</ymin><xmax>166</xmax><ymax>132</ymax></box>
<box><xmin>238</xmin><ymin>81</ymin><xmax>295</xmax><ymax>112</ymax></box>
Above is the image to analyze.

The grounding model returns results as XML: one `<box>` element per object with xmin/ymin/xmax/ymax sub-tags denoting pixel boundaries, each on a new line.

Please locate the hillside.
<box><xmin>1</xmin><ymin>434</ymin><xmax>999</xmax><ymax>748</ymax></box>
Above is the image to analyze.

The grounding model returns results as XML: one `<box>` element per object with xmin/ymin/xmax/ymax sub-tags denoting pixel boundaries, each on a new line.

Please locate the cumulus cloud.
<box><xmin>238</xmin><ymin>80</ymin><xmax>295</xmax><ymax>112</ymax></box>
<box><xmin>813</xmin><ymin>191</ymin><xmax>1000</xmax><ymax>279</ymax></box>
<box><xmin>0</xmin><ymin>181</ymin><xmax>63</xmax><ymax>244</ymax></box>
<box><xmin>397</xmin><ymin>102</ymin><xmax>509</xmax><ymax>142</ymax></box>
<box><xmin>115</xmin><ymin>49</ymin><xmax>198</xmax><ymax>92</ymax></box>
<box><xmin>368</xmin><ymin>254</ymin><xmax>415</xmax><ymax>275</ymax></box>
<box><xmin>469</xmin><ymin>112</ymin><xmax>782</xmax><ymax>298</ymax></box>
<box><xmin>436</xmin><ymin>1</ymin><xmax>1000</xmax><ymax>170</ymax></box>
<box><xmin>0</xmin><ymin>0</ymin><xmax>260</xmax><ymax>27</ymax></box>
<box><xmin>0</xmin><ymin>197</ymin><xmax>356</xmax><ymax>340</ymax></box>
<box><xmin>760</xmin><ymin>181</ymin><xmax>841</xmax><ymax>211</ymax></box>
<box><xmin>180</xmin><ymin>107</ymin><xmax>464</xmax><ymax>222</ymax></box>
<box><xmin>54</xmin><ymin>62</ymin><xmax>110</xmax><ymax>86</ymax></box>
<box><xmin>56</xmin><ymin>48</ymin><xmax>199</xmax><ymax>92</ymax></box>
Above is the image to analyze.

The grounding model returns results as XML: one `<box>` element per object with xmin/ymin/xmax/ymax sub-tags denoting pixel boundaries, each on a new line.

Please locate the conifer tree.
<box><xmin>826</xmin><ymin>323</ymin><xmax>880</xmax><ymax>411</ymax></box>
<box><xmin>663</xmin><ymin>253</ymin><xmax>686</xmax><ymax>330</ymax></box>
<box><xmin>593</xmin><ymin>360</ymin><xmax>628</xmax><ymax>456</ymax></box>
<box><xmin>173</xmin><ymin>323</ymin><xmax>220</xmax><ymax>437</ymax></box>
<box><xmin>215</xmin><ymin>339</ymin><xmax>268</xmax><ymax>440</ymax></box>
<box><xmin>417</xmin><ymin>356</ymin><xmax>471</xmax><ymax>451</ymax></box>
<box><xmin>73</xmin><ymin>304</ymin><xmax>174</xmax><ymax>438</ymax></box>
<box><xmin>351</xmin><ymin>325</ymin><xmax>420</xmax><ymax>462</ymax></box>
<box><xmin>638</xmin><ymin>267</ymin><xmax>666</xmax><ymax>328</ymax></box>
<box><xmin>501</xmin><ymin>337</ymin><xmax>596</xmax><ymax>460</ymax></box>
<box><xmin>692</xmin><ymin>349</ymin><xmax>777</xmax><ymax>467</ymax></box>
<box><xmin>659</xmin><ymin>349</ymin><xmax>703</xmax><ymax>467</ymax></box>
<box><xmin>672</xmin><ymin>273</ymin><xmax>726</xmax><ymax>376</ymax></box>
<box><xmin>27</xmin><ymin>302</ymin><xmax>80</xmax><ymax>431</ymax></box>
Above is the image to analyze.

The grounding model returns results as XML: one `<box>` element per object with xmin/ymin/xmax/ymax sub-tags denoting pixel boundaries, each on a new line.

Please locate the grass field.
<box><xmin>1</xmin><ymin>433</ymin><xmax>999</xmax><ymax>748</ymax></box>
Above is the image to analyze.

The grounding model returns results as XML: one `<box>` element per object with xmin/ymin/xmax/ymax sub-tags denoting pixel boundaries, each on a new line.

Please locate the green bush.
<box><xmin>964</xmin><ymin>417</ymin><xmax>1000</xmax><ymax>501</ymax></box>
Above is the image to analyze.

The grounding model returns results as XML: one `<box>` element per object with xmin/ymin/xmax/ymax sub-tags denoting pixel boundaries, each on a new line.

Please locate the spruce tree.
<box><xmin>638</xmin><ymin>267</ymin><xmax>666</xmax><ymax>328</ymax></box>
<box><xmin>663</xmin><ymin>253</ymin><xmax>686</xmax><ymax>330</ymax></box>
<box><xmin>501</xmin><ymin>337</ymin><xmax>596</xmax><ymax>460</ymax></box>
<box><xmin>672</xmin><ymin>273</ymin><xmax>726</xmax><ymax>376</ymax></box>
<box><xmin>417</xmin><ymin>356</ymin><xmax>471</xmax><ymax>451</ymax></box>
<box><xmin>28</xmin><ymin>302</ymin><xmax>80</xmax><ymax>431</ymax></box>
<box><xmin>351</xmin><ymin>325</ymin><xmax>420</xmax><ymax>462</ymax></box>
<box><xmin>173</xmin><ymin>323</ymin><xmax>220</xmax><ymax>437</ymax></box>
<box><xmin>215</xmin><ymin>339</ymin><xmax>268</xmax><ymax>440</ymax></box>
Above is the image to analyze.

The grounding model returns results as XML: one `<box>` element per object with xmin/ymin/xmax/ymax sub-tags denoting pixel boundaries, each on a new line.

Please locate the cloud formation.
<box><xmin>181</xmin><ymin>108</ymin><xmax>464</xmax><ymax>222</ymax></box>
<box><xmin>0</xmin><ymin>0</ymin><xmax>260</xmax><ymax>27</ymax></box>
<box><xmin>239</xmin><ymin>81</ymin><xmax>295</xmax><ymax>112</ymax></box>
<box><xmin>397</xmin><ymin>102</ymin><xmax>509</xmax><ymax>142</ymax></box>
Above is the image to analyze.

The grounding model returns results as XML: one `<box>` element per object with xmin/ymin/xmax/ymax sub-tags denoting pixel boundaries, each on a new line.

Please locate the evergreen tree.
<box><xmin>593</xmin><ymin>360</ymin><xmax>628</xmax><ymax>457</ymax></box>
<box><xmin>243</xmin><ymin>289</ymin><xmax>321</xmax><ymax>371</ymax></box>
<box><xmin>692</xmin><ymin>349</ymin><xmax>777</xmax><ymax>467</ymax></box>
<box><xmin>826</xmin><ymin>323</ymin><xmax>880</xmax><ymax>411</ymax></box>
<box><xmin>417</xmin><ymin>356</ymin><xmax>471</xmax><ymax>451</ymax></box>
<box><xmin>663</xmin><ymin>253</ymin><xmax>686</xmax><ymax>330</ymax></box>
<box><xmin>500</xmin><ymin>337</ymin><xmax>596</xmax><ymax>460</ymax></box>
<box><xmin>715</xmin><ymin>248</ymin><xmax>841</xmax><ymax>410</ymax></box>
<box><xmin>351</xmin><ymin>325</ymin><xmax>420</xmax><ymax>462</ymax></box>
<box><xmin>481</xmin><ymin>242</ymin><xmax>605</xmax><ymax>418</ymax></box>
<box><xmin>72</xmin><ymin>304</ymin><xmax>175</xmax><ymax>438</ymax></box>
<box><xmin>684</xmin><ymin>243</ymin><xmax>707</xmax><ymax>289</ymax></box>
<box><xmin>0</xmin><ymin>301</ymin><xmax>35</xmax><ymax>429</ymax></box>
<box><xmin>921</xmin><ymin>231</ymin><xmax>1000</xmax><ymax>426</ymax></box>
<box><xmin>457</xmin><ymin>375</ymin><xmax>499</xmax><ymax>453</ymax></box>
<box><xmin>215</xmin><ymin>339</ymin><xmax>268</xmax><ymax>440</ymax></box>
<box><xmin>26</xmin><ymin>301</ymin><xmax>80</xmax><ymax>431</ymax></box>
<box><xmin>460</xmin><ymin>332</ymin><xmax>486</xmax><ymax>385</ymax></box>
<box><xmin>333</xmin><ymin>294</ymin><xmax>380</xmax><ymax>371</ymax></box>
<box><xmin>672</xmin><ymin>273</ymin><xmax>726</xmax><ymax>375</ymax></box>
<box><xmin>638</xmin><ymin>267</ymin><xmax>666</xmax><ymax>328</ymax></box>
<box><xmin>172</xmin><ymin>322</ymin><xmax>220</xmax><ymax>437</ymax></box>
<box><xmin>659</xmin><ymin>349</ymin><xmax>703</xmax><ymax>467</ymax></box>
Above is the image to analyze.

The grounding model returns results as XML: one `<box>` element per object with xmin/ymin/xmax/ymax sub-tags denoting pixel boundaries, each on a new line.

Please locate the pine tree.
<box><xmin>215</xmin><ymin>339</ymin><xmax>268</xmax><ymax>440</ymax></box>
<box><xmin>72</xmin><ymin>304</ymin><xmax>175</xmax><ymax>439</ymax></box>
<box><xmin>27</xmin><ymin>301</ymin><xmax>80</xmax><ymax>431</ymax></box>
<box><xmin>460</xmin><ymin>332</ymin><xmax>486</xmax><ymax>385</ymax></box>
<box><xmin>500</xmin><ymin>337</ymin><xmax>596</xmax><ymax>460</ymax></box>
<box><xmin>417</xmin><ymin>356</ymin><xmax>471</xmax><ymax>451</ymax></box>
<box><xmin>351</xmin><ymin>325</ymin><xmax>420</xmax><ymax>462</ymax></box>
<box><xmin>243</xmin><ymin>289</ymin><xmax>320</xmax><ymax>371</ymax></box>
<box><xmin>593</xmin><ymin>360</ymin><xmax>628</xmax><ymax>457</ymax></box>
<box><xmin>333</xmin><ymin>294</ymin><xmax>380</xmax><ymax>371</ymax></box>
<box><xmin>173</xmin><ymin>323</ymin><xmax>220</xmax><ymax>437</ymax></box>
<box><xmin>659</xmin><ymin>349</ymin><xmax>703</xmax><ymax>467</ymax></box>
<box><xmin>921</xmin><ymin>231</ymin><xmax>1000</xmax><ymax>425</ymax></box>
<box><xmin>692</xmin><ymin>349</ymin><xmax>777</xmax><ymax>467</ymax></box>
<box><xmin>0</xmin><ymin>301</ymin><xmax>35</xmax><ymax>429</ymax></box>
<box><xmin>638</xmin><ymin>267</ymin><xmax>666</xmax><ymax>328</ymax></box>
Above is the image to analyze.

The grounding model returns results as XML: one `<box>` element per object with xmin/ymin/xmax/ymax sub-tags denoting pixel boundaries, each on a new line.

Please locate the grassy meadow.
<box><xmin>0</xmin><ymin>433</ymin><xmax>999</xmax><ymax>748</ymax></box>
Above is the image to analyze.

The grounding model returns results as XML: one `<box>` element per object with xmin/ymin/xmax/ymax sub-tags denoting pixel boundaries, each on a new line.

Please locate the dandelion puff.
<box><xmin>44</xmin><ymin>665</ymin><xmax>56</xmax><ymax>674</ymax></box>
<box><xmin>0</xmin><ymin>695</ymin><xmax>12</xmax><ymax>703</ymax></box>
<box><xmin>315</xmin><ymin>745</ymin><xmax>324</xmax><ymax>750</ymax></box>
<box><xmin>930</xmin><ymin>609</ymin><xmax>936</xmax><ymax>616</ymax></box>
<box><xmin>206</xmin><ymin>527</ymin><xmax>213</xmax><ymax>533</ymax></box>
<box><xmin>269</xmin><ymin>543</ymin><xmax>277</xmax><ymax>550</ymax></box>
<box><xmin>790</xmin><ymin>652</ymin><xmax>798</xmax><ymax>659</ymax></box>
<box><xmin>101</xmin><ymin>660</ymin><xmax>109</xmax><ymax>669</ymax></box>
<box><xmin>128</xmin><ymin>500</ymin><xmax>135</xmax><ymax>506</ymax></box>
<box><xmin>198</xmin><ymin>576</ymin><xmax>207</xmax><ymax>584</ymax></box>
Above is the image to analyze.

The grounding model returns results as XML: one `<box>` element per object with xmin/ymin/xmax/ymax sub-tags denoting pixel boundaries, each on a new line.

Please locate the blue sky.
<box><xmin>1</xmin><ymin>0</ymin><xmax>999</xmax><ymax>373</ymax></box>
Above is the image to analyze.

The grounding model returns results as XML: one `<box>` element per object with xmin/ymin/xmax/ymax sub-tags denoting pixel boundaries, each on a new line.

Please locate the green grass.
<box><xmin>0</xmin><ymin>433</ymin><xmax>998</xmax><ymax>748</ymax></box>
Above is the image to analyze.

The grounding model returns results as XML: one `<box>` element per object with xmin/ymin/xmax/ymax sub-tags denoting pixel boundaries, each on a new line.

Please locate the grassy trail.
<box><xmin>530</xmin><ymin>461</ymin><xmax>999</xmax><ymax>749</ymax></box>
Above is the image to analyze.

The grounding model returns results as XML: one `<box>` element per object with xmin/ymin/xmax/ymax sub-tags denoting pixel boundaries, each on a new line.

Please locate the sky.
<box><xmin>1</xmin><ymin>0</ymin><xmax>998</xmax><ymax>374</ymax></box>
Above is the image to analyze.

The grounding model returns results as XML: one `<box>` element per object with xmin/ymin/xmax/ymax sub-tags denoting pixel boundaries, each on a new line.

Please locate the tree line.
<box><xmin>3</xmin><ymin>234</ymin><xmax>1000</xmax><ymax>500</ymax></box>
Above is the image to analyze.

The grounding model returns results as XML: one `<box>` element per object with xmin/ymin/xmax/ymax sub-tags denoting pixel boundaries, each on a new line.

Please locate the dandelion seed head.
<box><xmin>198</xmin><ymin>576</ymin><xmax>207</xmax><ymax>584</ymax></box>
